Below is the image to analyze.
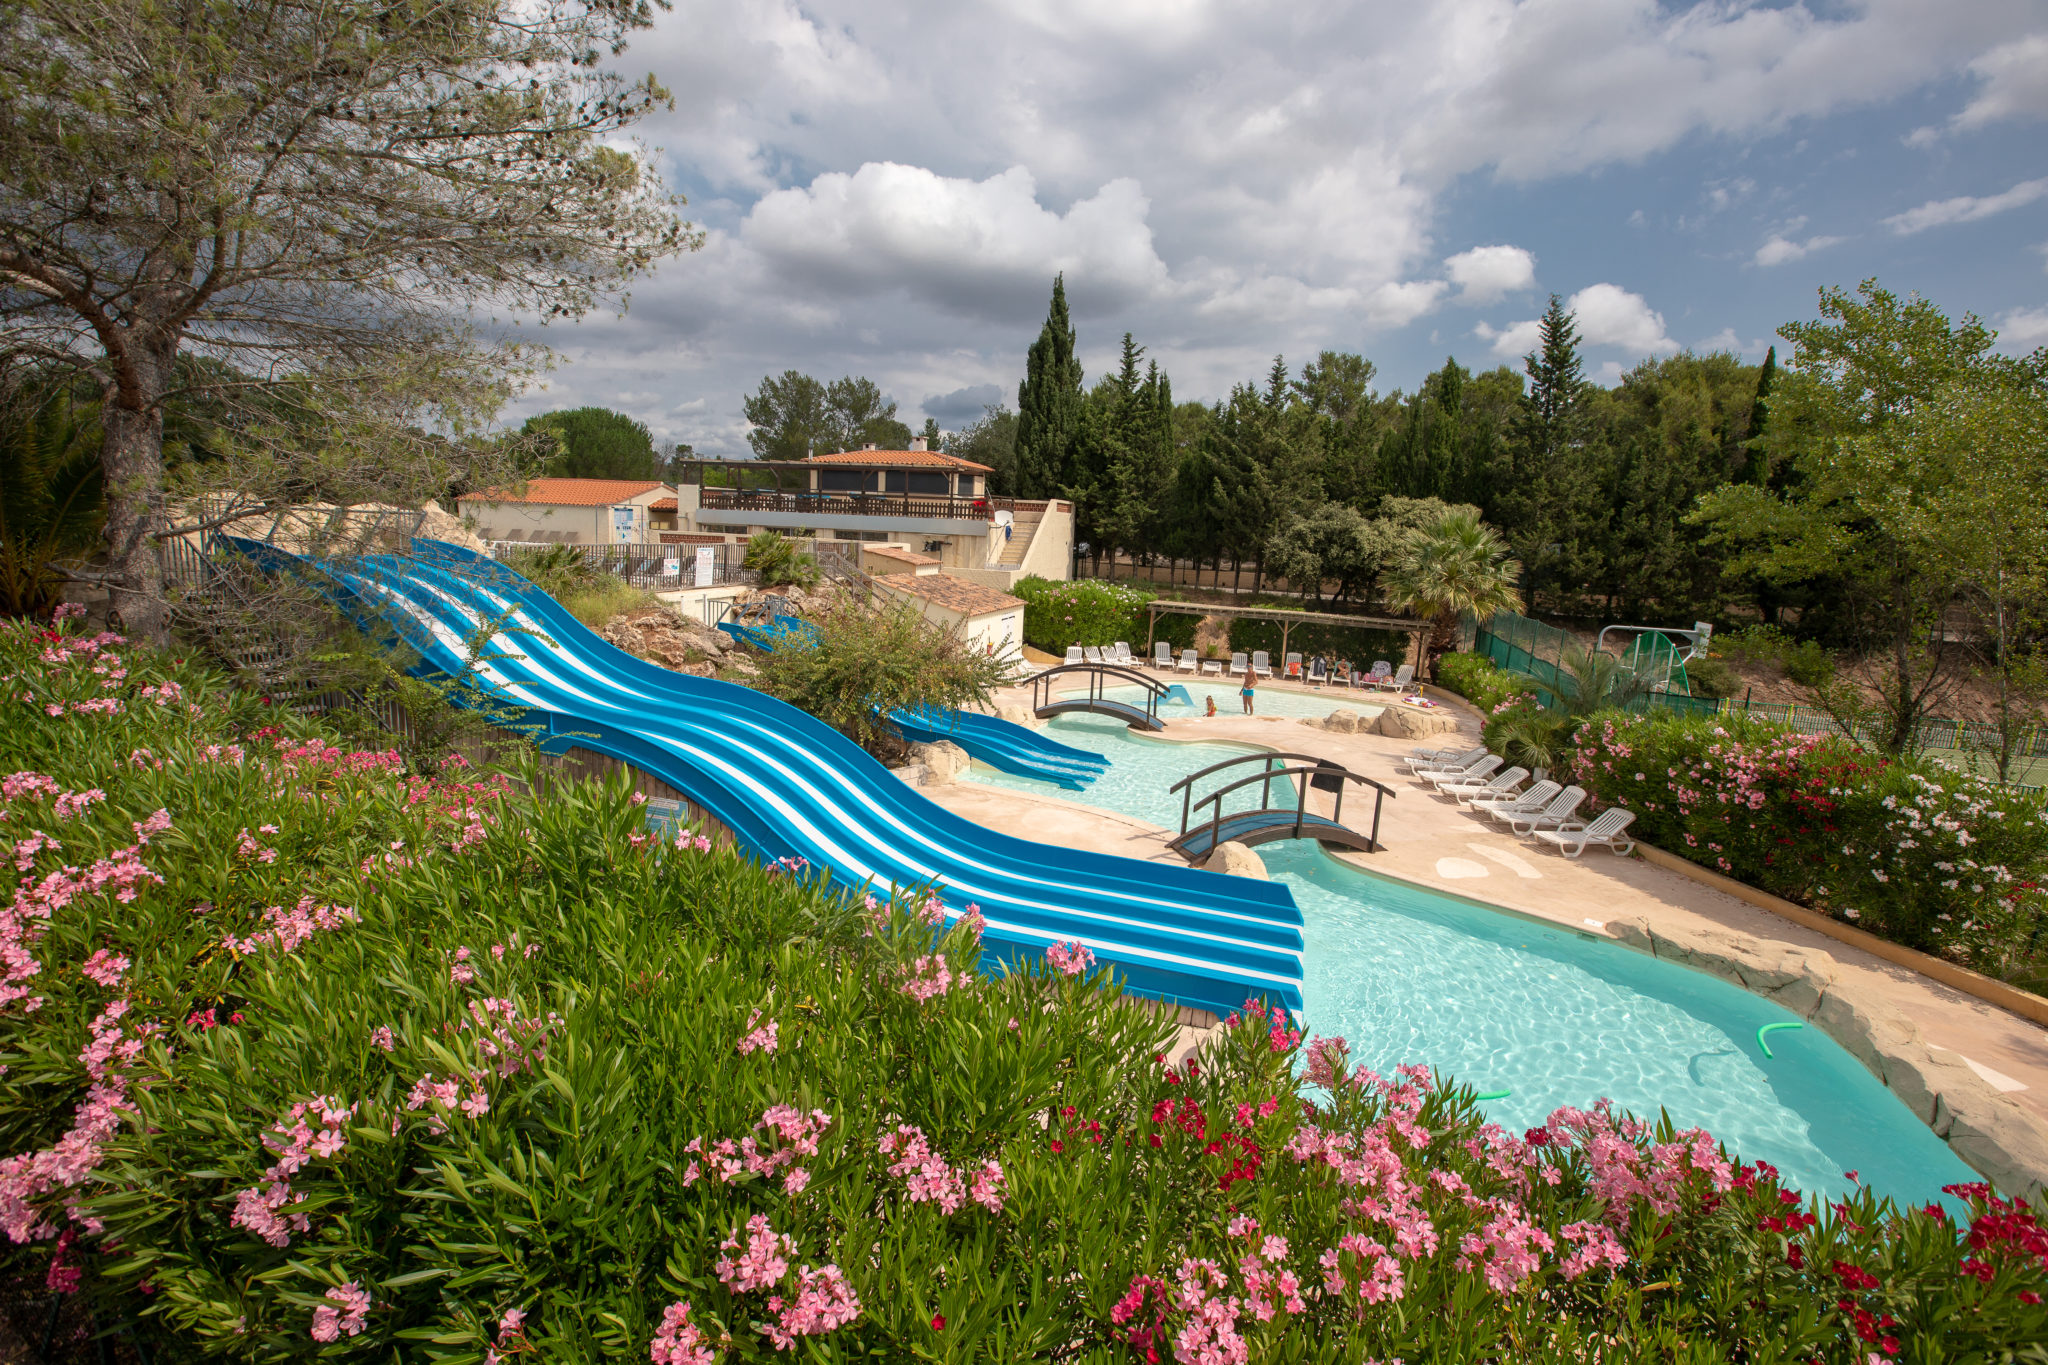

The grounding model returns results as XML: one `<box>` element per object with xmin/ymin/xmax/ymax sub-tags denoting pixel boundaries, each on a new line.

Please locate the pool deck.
<box><xmin>932</xmin><ymin>675</ymin><xmax>2048</xmax><ymax>1195</ymax></box>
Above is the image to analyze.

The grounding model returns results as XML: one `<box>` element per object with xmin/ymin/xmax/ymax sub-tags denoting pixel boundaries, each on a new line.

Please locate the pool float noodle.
<box><xmin>1473</xmin><ymin>1089</ymin><xmax>1511</xmax><ymax>1101</ymax></box>
<box><xmin>1756</xmin><ymin>1021</ymin><xmax>1804</xmax><ymax>1059</ymax></box>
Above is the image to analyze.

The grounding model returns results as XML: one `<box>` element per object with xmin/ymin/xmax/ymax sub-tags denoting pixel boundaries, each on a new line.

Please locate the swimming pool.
<box><xmin>1270</xmin><ymin>843</ymin><xmax>1978</xmax><ymax>1204</ymax></box>
<box><xmin>964</xmin><ymin>711</ymin><xmax>1304</xmax><ymax>830</ymax></box>
<box><xmin>968</xmin><ymin>714</ymin><xmax>1982</xmax><ymax>1204</ymax></box>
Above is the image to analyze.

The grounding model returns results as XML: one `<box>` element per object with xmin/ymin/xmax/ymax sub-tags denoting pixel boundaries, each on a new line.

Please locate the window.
<box><xmin>907</xmin><ymin>471</ymin><xmax>949</xmax><ymax>495</ymax></box>
<box><xmin>957</xmin><ymin>474</ymin><xmax>977</xmax><ymax>496</ymax></box>
<box><xmin>924</xmin><ymin>539</ymin><xmax>947</xmax><ymax>555</ymax></box>
<box><xmin>883</xmin><ymin>471</ymin><xmax>907</xmax><ymax>493</ymax></box>
<box><xmin>819</xmin><ymin>469</ymin><xmax>871</xmax><ymax>492</ymax></box>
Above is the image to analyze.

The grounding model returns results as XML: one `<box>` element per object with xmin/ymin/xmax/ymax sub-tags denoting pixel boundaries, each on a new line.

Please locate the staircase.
<box><xmin>995</xmin><ymin>501</ymin><xmax>1046</xmax><ymax>569</ymax></box>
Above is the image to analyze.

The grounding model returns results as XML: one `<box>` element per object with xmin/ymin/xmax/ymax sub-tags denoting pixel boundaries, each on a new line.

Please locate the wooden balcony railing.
<box><xmin>699</xmin><ymin>488</ymin><xmax>1012</xmax><ymax>521</ymax></box>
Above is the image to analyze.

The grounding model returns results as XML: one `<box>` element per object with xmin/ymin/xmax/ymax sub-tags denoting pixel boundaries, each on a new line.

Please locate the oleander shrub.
<box><xmin>1014</xmin><ymin>577</ymin><xmax>1196</xmax><ymax>655</ymax></box>
<box><xmin>1435</xmin><ymin>652</ymin><xmax>1539</xmax><ymax>714</ymax></box>
<box><xmin>1</xmin><ymin>613</ymin><xmax>2044</xmax><ymax>1362</ymax></box>
<box><xmin>1563</xmin><ymin>710</ymin><xmax>2048</xmax><ymax>979</ymax></box>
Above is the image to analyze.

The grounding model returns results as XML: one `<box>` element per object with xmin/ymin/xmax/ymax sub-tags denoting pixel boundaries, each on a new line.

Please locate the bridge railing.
<box><xmin>1026</xmin><ymin>661</ymin><xmax>1170</xmax><ymax>724</ymax></box>
<box><xmin>1169</xmin><ymin>751</ymin><xmax>1396</xmax><ymax>854</ymax></box>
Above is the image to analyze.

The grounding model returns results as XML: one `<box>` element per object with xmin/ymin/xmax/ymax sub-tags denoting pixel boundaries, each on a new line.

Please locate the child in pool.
<box><xmin>1240</xmin><ymin>668</ymin><xmax>1256</xmax><ymax>715</ymax></box>
<box><xmin>1205</xmin><ymin>695</ymin><xmax>1218</xmax><ymax>717</ymax></box>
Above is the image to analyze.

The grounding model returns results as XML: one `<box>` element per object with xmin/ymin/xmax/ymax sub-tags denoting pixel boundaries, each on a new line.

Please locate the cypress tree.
<box><xmin>1014</xmin><ymin>274</ymin><xmax>1083</xmax><ymax>500</ymax></box>
<box><xmin>1737</xmin><ymin>344</ymin><xmax>1776</xmax><ymax>484</ymax></box>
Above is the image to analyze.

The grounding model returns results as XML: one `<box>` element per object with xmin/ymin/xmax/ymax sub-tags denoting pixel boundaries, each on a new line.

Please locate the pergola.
<box><xmin>1141</xmin><ymin>599</ymin><xmax>1425</xmax><ymax>668</ymax></box>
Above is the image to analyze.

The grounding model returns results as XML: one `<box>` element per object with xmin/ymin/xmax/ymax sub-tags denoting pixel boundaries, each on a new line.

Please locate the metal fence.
<box><xmin>1472</xmin><ymin>613</ymin><xmax>2048</xmax><ymax>767</ymax></box>
<box><xmin>482</xmin><ymin>538</ymin><xmax>860</xmax><ymax>591</ymax></box>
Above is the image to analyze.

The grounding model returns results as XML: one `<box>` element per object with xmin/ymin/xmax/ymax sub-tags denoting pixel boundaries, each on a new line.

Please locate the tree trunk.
<box><xmin>98</xmin><ymin>337</ymin><xmax>175</xmax><ymax>645</ymax></box>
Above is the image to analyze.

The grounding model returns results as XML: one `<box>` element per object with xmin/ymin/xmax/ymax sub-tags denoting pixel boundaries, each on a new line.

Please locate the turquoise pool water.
<box><xmin>964</xmin><ymin>711</ymin><xmax>1307</xmax><ymax>830</ymax></box>
<box><xmin>971</xmin><ymin>714</ymin><xmax>1981</xmax><ymax>1204</ymax></box>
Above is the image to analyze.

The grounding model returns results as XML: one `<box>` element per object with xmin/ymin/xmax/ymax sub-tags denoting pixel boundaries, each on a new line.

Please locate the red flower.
<box><xmin>2019</xmin><ymin>1291</ymin><xmax>2042</xmax><ymax>1305</ymax></box>
<box><xmin>931</xmin><ymin>1314</ymin><xmax>945</xmax><ymax>1330</ymax></box>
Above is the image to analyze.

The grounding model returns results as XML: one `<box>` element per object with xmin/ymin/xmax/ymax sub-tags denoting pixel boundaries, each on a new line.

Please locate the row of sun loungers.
<box><xmin>1402</xmin><ymin>743</ymin><xmax>1638</xmax><ymax>857</ymax></box>
<box><xmin>1059</xmin><ymin>644</ymin><xmax>1421</xmax><ymax>694</ymax></box>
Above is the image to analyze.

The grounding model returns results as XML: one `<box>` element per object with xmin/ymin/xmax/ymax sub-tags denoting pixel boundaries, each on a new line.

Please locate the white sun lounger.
<box><xmin>1442</xmin><ymin>766</ymin><xmax>1528</xmax><ymax>805</ymax></box>
<box><xmin>1495</xmin><ymin>786</ymin><xmax>1587</xmax><ymax>836</ymax></box>
<box><xmin>1154</xmin><ymin>641</ymin><xmax>1173</xmax><ymax>668</ymax></box>
<box><xmin>1371</xmin><ymin>663</ymin><xmax>1416</xmax><ymax>693</ymax></box>
<box><xmin>1307</xmin><ymin>659</ymin><xmax>1327</xmax><ymax>686</ymax></box>
<box><xmin>1535</xmin><ymin>807</ymin><xmax>1638</xmax><ymax>857</ymax></box>
<box><xmin>1252</xmin><ymin>651</ymin><xmax>1273</xmax><ymax>678</ymax></box>
<box><xmin>1201</xmin><ymin>657</ymin><xmax>1224</xmax><ymax>675</ymax></box>
<box><xmin>1422</xmin><ymin>755</ymin><xmax>1503</xmax><ymax>791</ymax></box>
<box><xmin>1468</xmin><ymin>779</ymin><xmax>1561</xmax><ymax>817</ymax></box>
<box><xmin>1403</xmin><ymin>745</ymin><xmax>1488</xmax><ymax>774</ymax></box>
<box><xmin>1084</xmin><ymin>645</ymin><xmax>1105</xmax><ymax>665</ymax></box>
<box><xmin>1284</xmin><ymin>651</ymin><xmax>1303</xmax><ymax>678</ymax></box>
<box><xmin>1361</xmin><ymin>661</ymin><xmax>1392</xmax><ymax>690</ymax></box>
<box><xmin>1111</xmin><ymin>642</ymin><xmax>1132</xmax><ymax>665</ymax></box>
<box><xmin>1177</xmin><ymin>649</ymin><xmax>1198</xmax><ymax>673</ymax></box>
<box><xmin>1229</xmin><ymin>652</ymin><xmax>1249</xmax><ymax>676</ymax></box>
<box><xmin>1064</xmin><ymin>646</ymin><xmax>1084</xmax><ymax>666</ymax></box>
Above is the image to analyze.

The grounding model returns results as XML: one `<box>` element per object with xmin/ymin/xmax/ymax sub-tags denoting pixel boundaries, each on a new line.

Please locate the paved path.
<box><xmin>934</xmin><ymin>677</ymin><xmax>2048</xmax><ymax>1125</ymax></box>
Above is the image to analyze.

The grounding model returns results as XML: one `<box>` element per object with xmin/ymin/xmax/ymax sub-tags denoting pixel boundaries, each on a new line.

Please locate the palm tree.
<box><xmin>0</xmin><ymin>382</ymin><xmax>103</xmax><ymax>619</ymax></box>
<box><xmin>1383</xmin><ymin>510</ymin><xmax>1522</xmax><ymax>680</ymax></box>
<box><xmin>1485</xmin><ymin>642</ymin><xmax>1658</xmax><ymax>773</ymax></box>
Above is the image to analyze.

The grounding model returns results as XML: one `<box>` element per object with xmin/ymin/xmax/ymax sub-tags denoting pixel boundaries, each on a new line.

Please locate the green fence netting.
<box><xmin>1472</xmin><ymin>613</ymin><xmax>2048</xmax><ymax>784</ymax></box>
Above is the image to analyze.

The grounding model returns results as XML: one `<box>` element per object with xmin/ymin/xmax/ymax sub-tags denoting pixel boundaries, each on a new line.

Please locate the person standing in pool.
<box><xmin>1240</xmin><ymin>666</ymin><xmax>1256</xmax><ymax>715</ymax></box>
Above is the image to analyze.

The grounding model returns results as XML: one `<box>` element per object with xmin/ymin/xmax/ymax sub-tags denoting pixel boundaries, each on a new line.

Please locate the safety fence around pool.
<box><xmin>1472</xmin><ymin>614</ymin><xmax>2047</xmax><ymax>787</ymax></box>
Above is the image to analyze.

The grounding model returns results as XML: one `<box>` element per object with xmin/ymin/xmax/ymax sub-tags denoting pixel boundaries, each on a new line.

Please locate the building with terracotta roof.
<box><xmin>874</xmin><ymin>572</ymin><xmax>1028</xmax><ymax>665</ymax></box>
<box><xmin>456</xmin><ymin>478</ymin><xmax>682</xmax><ymax>543</ymax></box>
<box><xmin>673</xmin><ymin>437</ymin><xmax>1073</xmax><ymax>588</ymax></box>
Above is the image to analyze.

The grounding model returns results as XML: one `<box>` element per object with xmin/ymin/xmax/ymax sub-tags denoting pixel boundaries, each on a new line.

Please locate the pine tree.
<box><xmin>1422</xmin><ymin>358</ymin><xmax>1466</xmax><ymax>500</ymax></box>
<box><xmin>1014</xmin><ymin>275</ymin><xmax>1083</xmax><ymax>500</ymax></box>
<box><xmin>1500</xmin><ymin>294</ymin><xmax>1598</xmax><ymax>607</ymax></box>
<box><xmin>1518</xmin><ymin>294</ymin><xmax>1589</xmax><ymax>471</ymax></box>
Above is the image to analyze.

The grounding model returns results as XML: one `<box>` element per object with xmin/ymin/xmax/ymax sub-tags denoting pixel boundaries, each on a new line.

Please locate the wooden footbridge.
<box><xmin>1027</xmin><ymin>663</ymin><xmax>1170</xmax><ymax>730</ymax></box>
<box><xmin>1167</xmin><ymin>752</ymin><xmax>1394</xmax><ymax>863</ymax></box>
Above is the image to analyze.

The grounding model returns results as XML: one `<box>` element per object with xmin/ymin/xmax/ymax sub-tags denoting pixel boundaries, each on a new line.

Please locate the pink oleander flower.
<box><xmin>370</xmin><ymin>1026</ymin><xmax>395</xmax><ymax>1052</ymax></box>
<box><xmin>898</xmin><ymin>955</ymin><xmax>965</xmax><ymax>1002</ymax></box>
<box><xmin>309</xmin><ymin>1282</ymin><xmax>371</xmax><ymax>1342</ymax></box>
<box><xmin>649</xmin><ymin>1301</ymin><xmax>714</xmax><ymax>1365</ymax></box>
<box><xmin>715</xmin><ymin>1213</ymin><xmax>795</xmax><ymax>1293</ymax></box>
<box><xmin>1044</xmin><ymin>940</ymin><xmax>1094</xmax><ymax>976</ymax></box>
<box><xmin>737</xmin><ymin>1010</ymin><xmax>778</xmax><ymax>1055</ymax></box>
<box><xmin>80</xmin><ymin>949</ymin><xmax>129</xmax><ymax>988</ymax></box>
<box><xmin>1303</xmin><ymin>1035</ymin><xmax>1351</xmax><ymax>1088</ymax></box>
<box><xmin>761</xmin><ymin>1264</ymin><xmax>861</xmax><ymax>1350</ymax></box>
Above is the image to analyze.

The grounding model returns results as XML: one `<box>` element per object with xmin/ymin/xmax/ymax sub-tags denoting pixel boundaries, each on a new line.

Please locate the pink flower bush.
<box><xmin>309</xmin><ymin>1281</ymin><xmax>371</xmax><ymax>1341</ymax></box>
<box><xmin>1044</xmin><ymin>940</ymin><xmax>1095</xmax><ymax>976</ymax></box>
<box><xmin>737</xmin><ymin>1009</ymin><xmax>778</xmax><ymax>1055</ymax></box>
<box><xmin>648</xmin><ymin>1301</ymin><xmax>715</xmax><ymax>1364</ymax></box>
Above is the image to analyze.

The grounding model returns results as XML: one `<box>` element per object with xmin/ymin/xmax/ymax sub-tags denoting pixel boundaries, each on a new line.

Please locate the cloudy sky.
<box><xmin>506</xmin><ymin>0</ymin><xmax>2048</xmax><ymax>457</ymax></box>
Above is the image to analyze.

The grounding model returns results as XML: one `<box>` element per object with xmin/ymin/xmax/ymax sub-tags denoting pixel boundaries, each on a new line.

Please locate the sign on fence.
<box><xmin>694</xmin><ymin>546</ymin><xmax>715</xmax><ymax>587</ymax></box>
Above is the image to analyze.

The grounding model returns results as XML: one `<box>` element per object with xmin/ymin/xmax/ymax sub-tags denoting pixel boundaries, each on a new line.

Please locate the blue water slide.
<box><xmin>709</xmin><ymin>602</ymin><xmax>1108</xmax><ymax>789</ymax></box>
<box><xmin>278</xmin><ymin>539</ymin><xmax>1303</xmax><ymax>1017</ymax></box>
<box><xmin>886</xmin><ymin>705</ymin><xmax>1109</xmax><ymax>790</ymax></box>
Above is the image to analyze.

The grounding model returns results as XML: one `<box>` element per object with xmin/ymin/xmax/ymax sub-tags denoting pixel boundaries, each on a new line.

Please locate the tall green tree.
<box><xmin>1014</xmin><ymin>275</ymin><xmax>1083</xmax><ymax>499</ymax></box>
<box><xmin>1384</xmin><ymin>509</ymin><xmax>1524</xmax><ymax>679</ymax></box>
<box><xmin>744</xmin><ymin>372</ymin><xmax>834</xmax><ymax>460</ymax></box>
<box><xmin>824</xmin><ymin>377</ymin><xmax>913</xmax><ymax>452</ymax></box>
<box><xmin>1692</xmin><ymin>281</ymin><xmax>2010</xmax><ymax>752</ymax></box>
<box><xmin>945</xmin><ymin>406</ymin><xmax>1018</xmax><ymax>495</ymax></box>
<box><xmin>522</xmin><ymin>408</ymin><xmax>661</xmax><ymax>480</ymax></box>
<box><xmin>0</xmin><ymin>0</ymin><xmax>692</xmax><ymax>640</ymax></box>
<box><xmin>1498</xmin><ymin>295</ymin><xmax>1603</xmax><ymax>608</ymax></box>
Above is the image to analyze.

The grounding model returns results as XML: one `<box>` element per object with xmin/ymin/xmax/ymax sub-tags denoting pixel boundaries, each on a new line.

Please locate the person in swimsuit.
<box><xmin>1205</xmin><ymin>694</ymin><xmax>1218</xmax><ymax>717</ymax></box>
<box><xmin>1240</xmin><ymin>667</ymin><xmax>1256</xmax><ymax>715</ymax></box>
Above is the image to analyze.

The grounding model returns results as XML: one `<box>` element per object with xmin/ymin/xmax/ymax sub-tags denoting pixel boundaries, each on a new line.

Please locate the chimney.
<box><xmin>908</xmin><ymin>436</ymin><xmax>927</xmax><ymax>452</ymax></box>
<box><xmin>862</xmin><ymin>443</ymin><xmax>878</xmax><ymax>451</ymax></box>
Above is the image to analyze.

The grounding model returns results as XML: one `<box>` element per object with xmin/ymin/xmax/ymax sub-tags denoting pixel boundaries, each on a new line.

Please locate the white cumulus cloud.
<box><xmin>1884</xmin><ymin>177</ymin><xmax>2048</xmax><ymax>234</ymax></box>
<box><xmin>1478</xmin><ymin>283</ymin><xmax>1676</xmax><ymax>360</ymax></box>
<box><xmin>1954</xmin><ymin>34</ymin><xmax>2048</xmax><ymax>131</ymax></box>
<box><xmin>1444</xmin><ymin>245</ymin><xmax>1537</xmax><ymax>304</ymax></box>
<box><xmin>1995</xmin><ymin>305</ymin><xmax>2048</xmax><ymax>351</ymax></box>
<box><xmin>742</xmin><ymin>163</ymin><xmax>1171</xmax><ymax>316</ymax></box>
<box><xmin>1754</xmin><ymin>233</ymin><xmax>1848</xmax><ymax>266</ymax></box>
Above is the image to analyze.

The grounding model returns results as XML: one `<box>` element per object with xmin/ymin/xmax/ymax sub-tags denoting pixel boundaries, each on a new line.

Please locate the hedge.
<box><xmin>1435</xmin><ymin>651</ymin><xmax>1541</xmax><ymax>714</ymax></box>
<box><xmin>1</xmin><ymin>612</ymin><xmax>2042</xmax><ymax>1361</ymax></box>
<box><xmin>1013</xmin><ymin>577</ymin><xmax>1197</xmax><ymax>655</ymax></box>
<box><xmin>1225</xmin><ymin>615</ymin><xmax>1412</xmax><ymax>669</ymax></box>
<box><xmin>1564</xmin><ymin>709</ymin><xmax>2048</xmax><ymax>984</ymax></box>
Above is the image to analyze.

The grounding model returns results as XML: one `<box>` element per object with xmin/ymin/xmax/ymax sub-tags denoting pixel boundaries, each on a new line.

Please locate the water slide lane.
<box><xmin>314</xmin><ymin>543</ymin><xmax>1304</xmax><ymax>1015</ymax></box>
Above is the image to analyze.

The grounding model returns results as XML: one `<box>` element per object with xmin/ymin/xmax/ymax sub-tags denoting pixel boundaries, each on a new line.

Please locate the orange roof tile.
<box><xmin>649</xmin><ymin>497</ymin><xmax>678</xmax><ymax>512</ymax></box>
<box><xmin>878</xmin><ymin>574</ymin><xmax>1025</xmax><ymax>616</ymax></box>
<box><xmin>803</xmin><ymin>450</ymin><xmax>992</xmax><ymax>472</ymax></box>
<box><xmin>458</xmin><ymin>478</ymin><xmax>669</xmax><ymax>507</ymax></box>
